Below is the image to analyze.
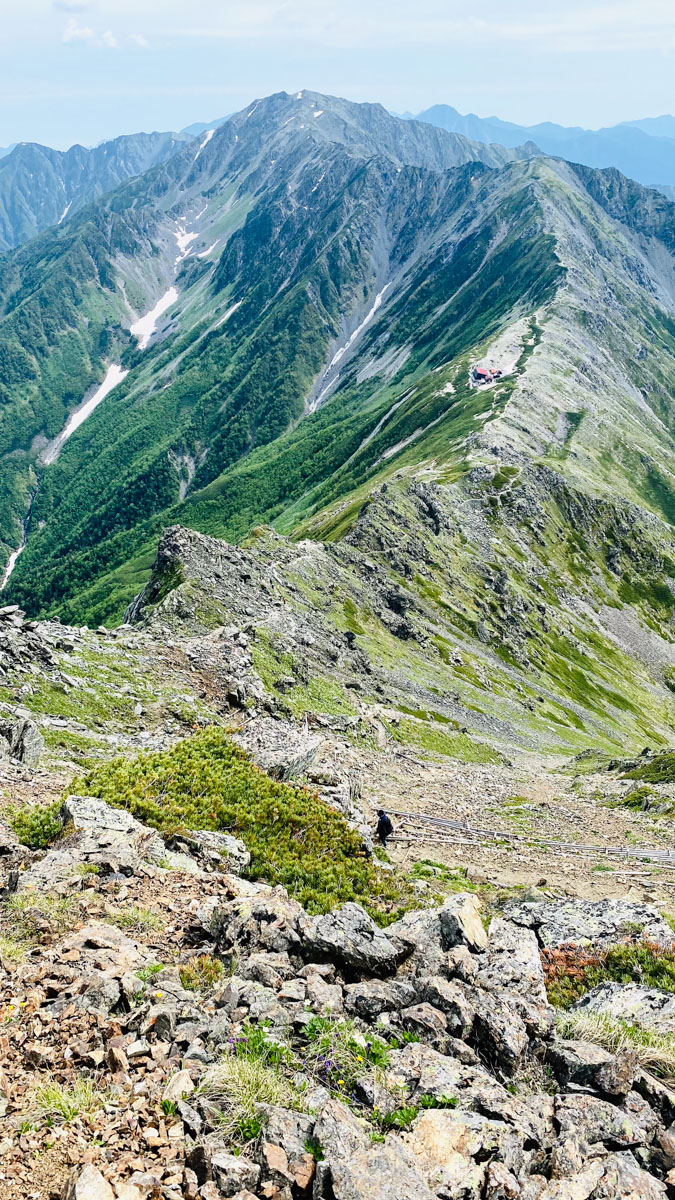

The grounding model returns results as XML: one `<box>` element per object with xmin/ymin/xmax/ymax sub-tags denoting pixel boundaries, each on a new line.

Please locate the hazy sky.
<box><xmin>2</xmin><ymin>0</ymin><xmax>674</xmax><ymax>147</ymax></box>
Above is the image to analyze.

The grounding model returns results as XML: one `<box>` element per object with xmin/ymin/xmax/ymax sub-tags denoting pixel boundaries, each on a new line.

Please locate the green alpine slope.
<box><xmin>0</xmin><ymin>92</ymin><xmax>673</xmax><ymax>753</ymax></box>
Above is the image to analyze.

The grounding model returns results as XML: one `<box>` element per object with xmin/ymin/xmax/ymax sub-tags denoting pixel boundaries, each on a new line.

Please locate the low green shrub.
<box><xmin>8</xmin><ymin>800</ymin><xmax>63</xmax><ymax>849</ymax></box>
<box><xmin>623</xmin><ymin>752</ymin><xmax>675</xmax><ymax>785</ymax></box>
<box><xmin>543</xmin><ymin>940</ymin><xmax>675</xmax><ymax>1009</ymax></box>
<box><xmin>68</xmin><ymin>728</ymin><xmax>413</xmax><ymax>920</ymax></box>
<box><xmin>179</xmin><ymin>953</ymin><xmax>225</xmax><ymax>993</ymax></box>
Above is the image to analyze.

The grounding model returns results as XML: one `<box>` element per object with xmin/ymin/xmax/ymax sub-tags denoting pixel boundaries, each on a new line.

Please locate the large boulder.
<box><xmin>56</xmin><ymin>794</ymin><xmax>200</xmax><ymax>878</ymax></box>
<box><xmin>328</xmin><ymin>1139</ymin><xmax>434</xmax><ymax>1200</ymax></box>
<box><xmin>591</xmin><ymin>1151</ymin><xmax>666</xmax><ymax>1199</ymax></box>
<box><xmin>207</xmin><ymin>887</ymin><xmax>311</xmax><ymax>960</ymax></box>
<box><xmin>388</xmin><ymin>894</ymin><xmax>487</xmax><ymax>976</ymax></box>
<box><xmin>504</xmin><ymin>898</ymin><xmax>674</xmax><ymax>951</ymax></box>
<box><xmin>405</xmin><ymin>1108</ymin><xmax>525</xmax><ymax>1193</ymax></box>
<box><xmin>233</xmin><ymin>718</ymin><xmax>324</xmax><ymax>780</ymax></box>
<box><xmin>0</xmin><ymin>716</ymin><xmax>44</xmax><ymax>765</ymax></box>
<box><xmin>478</xmin><ymin>918</ymin><xmax>548</xmax><ymax>1007</ymax></box>
<box><xmin>555</xmin><ymin>1094</ymin><xmax>649</xmax><ymax>1152</ymax></box>
<box><xmin>304</xmin><ymin>902</ymin><xmax>401</xmax><ymax>974</ymax></box>
<box><xmin>574</xmin><ymin>983</ymin><xmax>675</xmax><ymax>1035</ymax></box>
<box><xmin>166</xmin><ymin>828</ymin><xmax>250</xmax><ymax>874</ymax></box>
<box><xmin>546</xmin><ymin>1040</ymin><xmax>637</xmax><ymax>1099</ymax></box>
<box><xmin>344</xmin><ymin>979</ymin><xmax>417</xmax><ymax>1020</ymax></box>
<box><xmin>312</xmin><ymin>1098</ymin><xmax>432</xmax><ymax>1200</ymax></box>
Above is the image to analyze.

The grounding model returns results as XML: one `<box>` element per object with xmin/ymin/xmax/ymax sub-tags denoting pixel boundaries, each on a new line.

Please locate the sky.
<box><xmin>1</xmin><ymin>0</ymin><xmax>674</xmax><ymax>148</ymax></box>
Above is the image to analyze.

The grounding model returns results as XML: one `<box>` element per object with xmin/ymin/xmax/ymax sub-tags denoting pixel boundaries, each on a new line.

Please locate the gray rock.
<box><xmin>401</xmin><ymin>1002</ymin><xmax>448</xmax><ymax>1042</ymax></box>
<box><xmin>62</xmin><ymin>795</ymin><xmax>144</xmax><ymax>835</ymax></box>
<box><xmin>238</xmin><ymin>951</ymin><xmax>294</xmax><ymax>988</ymax></box>
<box><xmin>505</xmin><ymin>898</ymin><xmax>674</xmax><ymax>951</ymax></box>
<box><xmin>471</xmin><ymin>991</ymin><xmax>530</xmax><ymax>1076</ymax></box>
<box><xmin>62</xmin><ymin>1164</ymin><xmax>115</xmax><ymax>1199</ymax></box>
<box><xmin>574</xmin><ymin>983</ymin><xmax>675</xmax><ymax>1034</ymax></box>
<box><xmin>546</xmin><ymin>1040</ymin><xmax>637</xmax><ymax>1098</ymax></box>
<box><xmin>556</xmin><ymin>1094</ymin><xmax>648</xmax><ymax>1151</ymax></box>
<box><xmin>233</xmin><ymin>719</ymin><xmax>324</xmax><ymax>781</ymax></box>
<box><xmin>406</xmin><ymin>1108</ymin><xmax>525</xmax><ymax>1192</ymax></box>
<box><xmin>328</xmin><ymin>1139</ymin><xmax>434</xmax><ymax>1200</ymax></box>
<box><xmin>592</xmin><ymin>1151</ymin><xmax>666</xmax><ymax>1199</ymax></box>
<box><xmin>304</xmin><ymin>902</ymin><xmax>401</xmax><ymax>974</ymax></box>
<box><xmin>478</xmin><ymin>918</ymin><xmax>548</xmax><ymax>1008</ymax></box>
<box><xmin>312</xmin><ymin>1097</ymin><xmax>370</xmax><ymax>1162</ymax></box>
<box><xmin>385</xmin><ymin>1042</ymin><xmax>509</xmax><ymax>1114</ymax></box>
<box><xmin>0</xmin><ymin>817</ymin><xmax>18</xmax><ymax>854</ymax></box>
<box><xmin>305</xmin><ymin>972</ymin><xmax>344</xmax><ymax>1015</ymax></box>
<box><xmin>255</xmin><ymin>1104</ymin><xmax>315</xmax><ymax>1163</ymax></box>
<box><xmin>388</xmin><ymin>893</ymin><xmax>487</xmax><ymax>976</ymax></box>
<box><xmin>344</xmin><ymin>979</ymin><xmax>417</xmax><ymax>1020</ymax></box>
<box><xmin>209</xmin><ymin>887</ymin><xmax>311</xmax><ymax>958</ymax></box>
<box><xmin>418</xmin><ymin>976</ymin><xmax>476</xmax><ymax>1037</ymax></box>
<box><xmin>167</xmin><ymin>828</ymin><xmax>250</xmax><ymax>874</ymax></box>
<box><xmin>210</xmin><ymin>1152</ymin><xmax>260</xmax><ymax>1197</ymax></box>
<box><xmin>0</xmin><ymin>716</ymin><xmax>44</xmax><ymax>765</ymax></box>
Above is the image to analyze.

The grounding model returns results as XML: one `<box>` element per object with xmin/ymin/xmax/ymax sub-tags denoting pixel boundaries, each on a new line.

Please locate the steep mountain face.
<box><xmin>0</xmin><ymin>89</ymin><xmax>537</xmax><ymax>573</ymax></box>
<box><xmin>0</xmin><ymin>90</ymin><xmax>673</xmax><ymax>756</ymax></box>
<box><xmin>0</xmin><ymin>130</ymin><xmax>193</xmax><ymax>251</ymax></box>
<box><xmin>416</xmin><ymin>104</ymin><xmax>675</xmax><ymax>193</ymax></box>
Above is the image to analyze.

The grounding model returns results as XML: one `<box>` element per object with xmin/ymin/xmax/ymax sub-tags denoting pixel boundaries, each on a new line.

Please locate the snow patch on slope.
<box><xmin>41</xmin><ymin>365</ymin><xmax>128</xmax><ymax>466</ymax></box>
<box><xmin>194</xmin><ymin>129</ymin><xmax>215</xmax><ymax>160</ymax></box>
<box><xmin>130</xmin><ymin>287</ymin><xmax>178</xmax><ymax>350</ymax></box>
<box><xmin>329</xmin><ymin>285</ymin><xmax>391</xmax><ymax>369</ymax></box>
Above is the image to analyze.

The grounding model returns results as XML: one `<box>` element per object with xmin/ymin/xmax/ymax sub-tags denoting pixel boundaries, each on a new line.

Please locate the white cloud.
<box><xmin>129</xmin><ymin>33</ymin><xmax>150</xmax><ymax>48</ymax></box>
<box><xmin>62</xmin><ymin>16</ymin><xmax>120</xmax><ymax>47</ymax></box>
<box><xmin>62</xmin><ymin>16</ymin><xmax>97</xmax><ymax>43</ymax></box>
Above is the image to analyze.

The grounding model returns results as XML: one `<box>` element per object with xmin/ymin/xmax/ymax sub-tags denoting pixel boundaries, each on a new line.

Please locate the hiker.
<box><xmin>376</xmin><ymin>808</ymin><xmax>394</xmax><ymax>848</ymax></box>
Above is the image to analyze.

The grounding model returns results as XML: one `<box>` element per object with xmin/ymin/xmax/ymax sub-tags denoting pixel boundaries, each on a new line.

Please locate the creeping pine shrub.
<box><xmin>8</xmin><ymin>800</ymin><xmax>63</xmax><ymax>849</ymax></box>
<box><xmin>622</xmin><ymin>752</ymin><xmax>675</xmax><ymax>785</ymax></box>
<box><xmin>543</xmin><ymin>940</ymin><xmax>675</xmax><ymax>1009</ymax></box>
<box><xmin>69</xmin><ymin>728</ymin><xmax>413</xmax><ymax>920</ymax></box>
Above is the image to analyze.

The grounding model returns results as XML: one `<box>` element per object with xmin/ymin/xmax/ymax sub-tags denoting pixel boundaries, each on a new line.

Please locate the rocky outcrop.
<box><xmin>0</xmin><ymin>715</ymin><xmax>44</xmax><ymax>764</ymax></box>
<box><xmin>575</xmin><ymin>983</ymin><xmax>675</xmax><ymax>1034</ymax></box>
<box><xmin>5</xmin><ymin>799</ymin><xmax>675</xmax><ymax>1200</ymax></box>
<box><xmin>505</xmin><ymin>898</ymin><xmax>675</xmax><ymax>950</ymax></box>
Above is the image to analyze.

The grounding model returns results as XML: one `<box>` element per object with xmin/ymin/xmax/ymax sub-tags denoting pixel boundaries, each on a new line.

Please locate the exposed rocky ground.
<box><xmin>4</xmin><ymin>789</ymin><xmax>675</xmax><ymax>1200</ymax></box>
<box><xmin>1</xmin><ymin>564</ymin><xmax>675</xmax><ymax>1199</ymax></box>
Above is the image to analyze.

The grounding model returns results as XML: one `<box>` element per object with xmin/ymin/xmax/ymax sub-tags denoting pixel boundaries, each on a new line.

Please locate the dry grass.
<box><xmin>104</xmin><ymin>904</ymin><xmax>163</xmax><ymax>933</ymax></box>
<box><xmin>557</xmin><ymin>1010</ymin><xmax>675</xmax><ymax>1085</ymax></box>
<box><xmin>4</xmin><ymin>892</ymin><xmax>77</xmax><ymax>936</ymax></box>
<box><xmin>199</xmin><ymin>1053</ymin><xmax>303</xmax><ymax>1145</ymax></box>
<box><xmin>32</xmin><ymin>1076</ymin><xmax>113</xmax><ymax>1125</ymax></box>
<box><xmin>0</xmin><ymin>933</ymin><xmax>29</xmax><ymax>965</ymax></box>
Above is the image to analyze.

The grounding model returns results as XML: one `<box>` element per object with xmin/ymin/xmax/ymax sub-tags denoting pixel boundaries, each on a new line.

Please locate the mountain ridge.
<box><xmin>414</xmin><ymin>103</ymin><xmax>675</xmax><ymax>193</ymax></box>
<box><xmin>0</xmin><ymin>90</ymin><xmax>672</xmax><ymax>758</ymax></box>
<box><xmin>0</xmin><ymin>129</ymin><xmax>195</xmax><ymax>251</ymax></box>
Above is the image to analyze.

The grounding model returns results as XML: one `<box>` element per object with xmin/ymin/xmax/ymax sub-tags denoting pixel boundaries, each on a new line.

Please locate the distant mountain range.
<box><xmin>413</xmin><ymin>105</ymin><xmax>675</xmax><ymax>193</ymax></box>
<box><xmin>0</xmin><ymin>131</ymin><xmax>194</xmax><ymax>251</ymax></box>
